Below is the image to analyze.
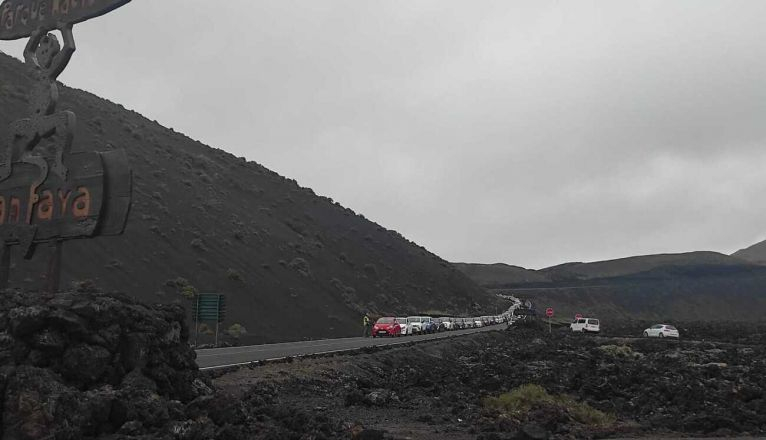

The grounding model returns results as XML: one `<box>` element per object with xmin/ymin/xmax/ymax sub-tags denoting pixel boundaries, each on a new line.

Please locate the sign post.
<box><xmin>546</xmin><ymin>307</ymin><xmax>554</xmax><ymax>334</ymax></box>
<box><xmin>192</xmin><ymin>293</ymin><xmax>227</xmax><ymax>347</ymax></box>
<box><xmin>0</xmin><ymin>0</ymin><xmax>133</xmax><ymax>291</ymax></box>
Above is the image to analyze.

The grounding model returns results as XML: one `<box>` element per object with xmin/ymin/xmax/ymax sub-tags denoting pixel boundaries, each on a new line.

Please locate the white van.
<box><xmin>570</xmin><ymin>318</ymin><xmax>600</xmax><ymax>333</ymax></box>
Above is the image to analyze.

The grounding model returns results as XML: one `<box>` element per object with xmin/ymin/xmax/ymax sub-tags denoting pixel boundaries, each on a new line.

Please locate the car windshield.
<box><xmin>652</xmin><ymin>324</ymin><xmax>663</xmax><ymax>329</ymax></box>
<box><xmin>395</xmin><ymin>318</ymin><xmax>406</xmax><ymax>324</ymax></box>
<box><xmin>407</xmin><ymin>317</ymin><xmax>420</xmax><ymax>323</ymax></box>
<box><xmin>377</xmin><ymin>318</ymin><xmax>394</xmax><ymax>324</ymax></box>
<box><xmin>589</xmin><ymin>319</ymin><xmax>599</xmax><ymax>325</ymax></box>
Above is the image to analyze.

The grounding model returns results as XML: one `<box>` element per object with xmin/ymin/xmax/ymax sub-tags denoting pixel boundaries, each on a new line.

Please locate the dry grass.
<box><xmin>483</xmin><ymin>384</ymin><xmax>615</xmax><ymax>426</ymax></box>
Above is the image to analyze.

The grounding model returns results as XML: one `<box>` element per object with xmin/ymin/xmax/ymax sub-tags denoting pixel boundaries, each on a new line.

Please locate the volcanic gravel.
<box><xmin>210</xmin><ymin>320</ymin><xmax>766</xmax><ymax>439</ymax></box>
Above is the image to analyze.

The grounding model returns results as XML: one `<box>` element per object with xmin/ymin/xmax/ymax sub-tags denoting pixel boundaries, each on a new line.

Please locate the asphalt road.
<box><xmin>195</xmin><ymin>323</ymin><xmax>507</xmax><ymax>370</ymax></box>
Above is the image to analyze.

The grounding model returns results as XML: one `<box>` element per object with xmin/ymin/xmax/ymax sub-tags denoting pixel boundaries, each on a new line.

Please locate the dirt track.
<box><xmin>205</xmin><ymin>320</ymin><xmax>766</xmax><ymax>439</ymax></box>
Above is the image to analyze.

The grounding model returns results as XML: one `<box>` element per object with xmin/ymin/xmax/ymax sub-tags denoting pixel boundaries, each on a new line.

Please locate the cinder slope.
<box><xmin>733</xmin><ymin>239</ymin><xmax>766</xmax><ymax>265</ymax></box>
<box><xmin>453</xmin><ymin>262</ymin><xmax>550</xmax><ymax>286</ymax></box>
<box><xmin>0</xmin><ymin>52</ymin><xmax>493</xmax><ymax>344</ymax></box>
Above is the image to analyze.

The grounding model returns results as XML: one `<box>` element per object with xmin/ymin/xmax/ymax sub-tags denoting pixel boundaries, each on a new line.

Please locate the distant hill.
<box><xmin>540</xmin><ymin>251</ymin><xmax>746</xmax><ymax>282</ymax></box>
<box><xmin>732</xmin><ymin>239</ymin><xmax>766</xmax><ymax>265</ymax></box>
<box><xmin>0</xmin><ymin>52</ymin><xmax>495</xmax><ymax>344</ymax></box>
<box><xmin>453</xmin><ymin>262</ymin><xmax>550</xmax><ymax>285</ymax></box>
<box><xmin>456</xmin><ymin>251</ymin><xmax>766</xmax><ymax>321</ymax></box>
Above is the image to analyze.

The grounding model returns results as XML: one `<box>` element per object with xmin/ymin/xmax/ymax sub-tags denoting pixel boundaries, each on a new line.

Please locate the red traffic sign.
<box><xmin>574</xmin><ymin>313</ymin><xmax>583</xmax><ymax>320</ymax></box>
<box><xmin>546</xmin><ymin>308</ymin><xmax>554</xmax><ymax>318</ymax></box>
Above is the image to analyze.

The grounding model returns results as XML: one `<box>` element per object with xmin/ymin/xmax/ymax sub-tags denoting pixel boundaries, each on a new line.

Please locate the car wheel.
<box><xmin>659</xmin><ymin>333</ymin><xmax>664</xmax><ymax>338</ymax></box>
<box><xmin>643</xmin><ymin>331</ymin><xmax>648</xmax><ymax>337</ymax></box>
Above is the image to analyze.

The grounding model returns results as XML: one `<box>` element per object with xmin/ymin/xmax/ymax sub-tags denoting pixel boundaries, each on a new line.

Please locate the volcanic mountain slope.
<box><xmin>0</xmin><ymin>52</ymin><xmax>494</xmax><ymax>344</ymax></box>
<box><xmin>456</xmin><ymin>251</ymin><xmax>766</xmax><ymax>321</ymax></box>
<box><xmin>452</xmin><ymin>262</ymin><xmax>550</xmax><ymax>285</ymax></box>
<box><xmin>732</xmin><ymin>238</ymin><xmax>766</xmax><ymax>265</ymax></box>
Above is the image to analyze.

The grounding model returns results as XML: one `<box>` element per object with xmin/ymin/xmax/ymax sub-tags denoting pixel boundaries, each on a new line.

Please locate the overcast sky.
<box><xmin>3</xmin><ymin>1</ymin><xmax>766</xmax><ymax>269</ymax></box>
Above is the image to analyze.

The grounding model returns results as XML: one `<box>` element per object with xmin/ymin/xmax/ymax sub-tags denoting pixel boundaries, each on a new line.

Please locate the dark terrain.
<box><xmin>456</xmin><ymin>252</ymin><xmax>766</xmax><ymax>321</ymax></box>
<box><xmin>3</xmin><ymin>289</ymin><xmax>765</xmax><ymax>439</ymax></box>
<box><xmin>209</xmin><ymin>319</ymin><xmax>766</xmax><ymax>439</ymax></box>
<box><xmin>0</xmin><ymin>51</ymin><xmax>494</xmax><ymax>344</ymax></box>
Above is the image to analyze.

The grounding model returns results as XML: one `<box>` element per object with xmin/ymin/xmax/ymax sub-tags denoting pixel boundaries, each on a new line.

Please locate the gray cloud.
<box><xmin>2</xmin><ymin>0</ymin><xmax>765</xmax><ymax>268</ymax></box>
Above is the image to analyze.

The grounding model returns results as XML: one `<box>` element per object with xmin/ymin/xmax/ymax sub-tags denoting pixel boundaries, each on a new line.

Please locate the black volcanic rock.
<box><xmin>0</xmin><ymin>289</ymin><xmax>206</xmax><ymax>439</ymax></box>
<box><xmin>0</xmin><ymin>51</ymin><xmax>493</xmax><ymax>344</ymax></box>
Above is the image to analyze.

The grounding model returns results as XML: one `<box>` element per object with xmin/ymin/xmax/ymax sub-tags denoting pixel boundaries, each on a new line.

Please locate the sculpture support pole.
<box><xmin>46</xmin><ymin>240</ymin><xmax>63</xmax><ymax>293</ymax></box>
<box><xmin>0</xmin><ymin>244</ymin><xmax>10</xmax><ymax>290</ymax></box>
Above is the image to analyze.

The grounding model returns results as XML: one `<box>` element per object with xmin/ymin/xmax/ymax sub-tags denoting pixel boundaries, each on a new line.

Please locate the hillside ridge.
<box><xmin>0</xmin><ymin>52</ymin><xmax>494</xmax><ymax>344</ymax></box>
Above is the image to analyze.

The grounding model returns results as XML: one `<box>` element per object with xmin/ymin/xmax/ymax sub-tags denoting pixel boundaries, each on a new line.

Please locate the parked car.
<box><xmin>474</xmin><ymin>317</ymin><xmax>484</xmax><ymax>328</ymax></box>
<box><xmin>406</xmin><ymin>316</ymin><xmax>425</xmax><ymax>334</ymax></box>
<box><xmin>395</xmin><ymin>317</ymin><xmax>410</xmax><ymax>335</ymax></box>
<box><xmin>438</xmin><ymin>317</ymin><xmax>455</xmax><ymax>331</ymax></box>
<box><xmin>643</xmin><ymin>324</ymin><xmax>679</xmax><ymax>338</ymax></box>
<box><xmin>570</xmin><ymin>318</ymin><xmax>600</xmax><ymax>333</ymax></box>
<box><xmin>422</xmin><ymin>317</ymin><xmax>437</xmax><ymax>333</ymax></box>
<box><xmin>372</xmin><ymin>317</ymin><xmax>401</xmax><ymax>338</ymax></box>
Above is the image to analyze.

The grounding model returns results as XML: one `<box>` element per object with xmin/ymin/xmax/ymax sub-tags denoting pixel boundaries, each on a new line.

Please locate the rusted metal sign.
<box><xmin>0</xmin><ymin>1</ymin><xmax>132</xmax><ymax>291</ymax></box>
<box><xmin>0</xmin><ymin>151</ymin><xmax>131</xmax><ymax>251</ymax></box>
<box><xmin>0</xmin><ymin>0</ymin><xmax>131</xmax><ymax>40</ymax></box>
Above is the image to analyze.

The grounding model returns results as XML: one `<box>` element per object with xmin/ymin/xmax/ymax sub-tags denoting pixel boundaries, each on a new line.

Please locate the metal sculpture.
<box><xmin>0</xmin><ymin>0</ymin><xmax>133</xmax><ymax>291</ymax></box>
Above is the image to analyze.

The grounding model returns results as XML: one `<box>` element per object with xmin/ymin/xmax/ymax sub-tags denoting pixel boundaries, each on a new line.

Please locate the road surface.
<box><xmin>195</xmin><ymin>323</ymin><xmax>507</xmax><ymax>370</ymax></box>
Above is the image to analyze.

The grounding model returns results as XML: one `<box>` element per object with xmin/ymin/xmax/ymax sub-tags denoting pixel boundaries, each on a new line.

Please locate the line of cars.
<box><xmin>371</xmin><ymin>314</ymin><xmax>511</xmax><ymax>338</ymax></box>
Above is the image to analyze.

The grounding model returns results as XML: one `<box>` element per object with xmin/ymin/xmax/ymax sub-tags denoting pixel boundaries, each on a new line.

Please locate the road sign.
<box><xmin>546</xmin><ymin>308</ymin><xmax>554</xmax><ymax>318</ymax></box>
<box><xmin>192</xmin><ymin>293</ymin><xmax>227</xmax><ymax>347</ymax></box>
<box><xmin>192</xmin><ymin>293</ymin><xmax>226</xmax><ymax>322</ymax></box>
<box><xmin>575</xmin><ymin>313</ymin><xmax>582</xmax><ymax>320</ymax></box>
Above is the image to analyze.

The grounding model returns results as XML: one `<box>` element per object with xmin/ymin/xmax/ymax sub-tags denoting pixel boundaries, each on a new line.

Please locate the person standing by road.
<box><xmin>363</xmin><ymin>314</ymin><xmax>371</xmax><ymax>337</ymax></box>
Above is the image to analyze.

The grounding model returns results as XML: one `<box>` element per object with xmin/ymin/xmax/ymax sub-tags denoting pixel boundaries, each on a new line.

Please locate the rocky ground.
<box><xmin>210</xmin><ymin>319</ymin><xmax>766</xmax><ymax>439</ymax></box>
<box><xmin>2</xmin><ymin>289</ymin><xmax>765</xmax><ymax>439</ymax></box>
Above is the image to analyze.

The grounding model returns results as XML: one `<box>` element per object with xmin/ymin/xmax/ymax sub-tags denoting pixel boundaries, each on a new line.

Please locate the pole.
<box><xmin>0</xmin><ymin>244</ymin><xmax>10</xmax><ymax>290</ymax></box>
<box><xmin>549</xmin><ymin>316</ymin><xmax>551</xmax><ymax>334</ymax></box>
<box><xmin>194</xmin><ymin>294</ymin><xmax>199</xmax><ymax>348</ymax></box>
<box><xmin>214</xmin><ymin>294</ymin><xmax>221</xmax><ymax>347</ymax></box>
<box><xmin>46</xmin><ymin>241</ymin><xmax>63</xmax><ymax>293</ymax></box>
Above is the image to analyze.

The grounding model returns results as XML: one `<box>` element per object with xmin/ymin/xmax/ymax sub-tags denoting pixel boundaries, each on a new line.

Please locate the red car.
<box><xmin>372</xmin><ymin>317</ymin><xmax>401</xmax><ymax>338</ymax></box>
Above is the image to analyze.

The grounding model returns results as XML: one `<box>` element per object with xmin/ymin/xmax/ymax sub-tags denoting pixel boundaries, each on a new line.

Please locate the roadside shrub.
<box><xmin>598</xmin><ymin>344</ymin><xmax>641</xmax><ymax>359</ymax></box>
<box><xmin>288</xmin><ymin>258</ymin><xmax>311</xmax><ymax>277</ymax></box>
<box><xmin>166</xmin><ymin>277</ymin><xmax>198</xmax><ymax>299</ymax></box>
<box><xmin>226</xmin><ymin>268</ymin><xmax>243</xmax><ymax>282</ymax></box>
<box><xmin>190</xmin><ymin>238</ymin><xmax>207</xmax><ymax>251</ymax></box>
<box><xmin>227</xmin><ymin>323</ymin><xmax>247</xmax><ymax>339</ymax></box>
<box><xmin>483</xmin><ymin>384</ymin><xmax>615</xmax><ymax>427</ymax></box>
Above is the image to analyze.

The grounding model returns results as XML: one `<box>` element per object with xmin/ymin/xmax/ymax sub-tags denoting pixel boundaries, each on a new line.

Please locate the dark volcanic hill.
<box><xmin>452</xmin><ymin>262</ymin><xmax>550</xmax><ymax>285</ymax></box>
<box><xmin>0</xmin><ymin>52</ymin><xmax>495</xmax><ymax>344</ymax></box>
<box><xmin>732</xmin><ymin>239</ymin><xmax>766</xmax><ymax>265</ymax></box>
<box><xmin>456</xmin><ymin>251</ymin><xmax>766</xmax><ymax>321</ymax></box>
<box><xmin>539</xmin><ymin>251</ymin><xmax>745</xmax><ymax>282</ymax></box>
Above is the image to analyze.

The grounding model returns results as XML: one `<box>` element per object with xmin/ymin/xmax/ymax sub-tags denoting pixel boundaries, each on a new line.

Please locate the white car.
<box><xmin>474</xmin><ymin>318</ymin><xmax>484</xmax><ymax>327</ymax></box>
<box><xmin>406</xmin><ymin>316</ymin><xmax>424</xmax><ymax>334</ymax></box>
<box><xmin>395</xmin><ymin>317</ymin><xmax>410</xmax><ymax>335</ymax></box>
<box><xmin>438</xmin><ymin>317</ymin><xmax>455</xmax><ymax>331</ymax></box>
<box><xmin>570</xmin><ymin>318</ymin><xmax>600</xmax><ymax>333</ymax></box>
<box><xmin>643</xmin><ymin>324</ymin><xmax>679</xmax><ymax>338</ymax></box>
